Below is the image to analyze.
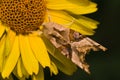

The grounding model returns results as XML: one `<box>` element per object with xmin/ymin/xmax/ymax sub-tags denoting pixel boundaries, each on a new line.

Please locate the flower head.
<box><xmin>0</xmin><ymin>0</ymin><xmax>105</xmax><ymax>80</ymax></box>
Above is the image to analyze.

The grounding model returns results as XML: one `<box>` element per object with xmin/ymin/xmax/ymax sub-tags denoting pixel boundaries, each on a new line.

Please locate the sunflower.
<box><xmin>0</xmin><ymin>0</ymin><xmax>99</xmax><ymax>80</ymax></box>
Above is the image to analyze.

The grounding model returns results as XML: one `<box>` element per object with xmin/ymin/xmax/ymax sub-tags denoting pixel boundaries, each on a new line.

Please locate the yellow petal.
<box><xmin>50</xmin><ymin>62</ymin><xmax>58</xmax><ymax>75</ymax></box>
<box><xmin>17</xmin><ymin>57</ymin><xmax>23</xmax><ymax>78</ymax></box>
<box><xmin>46</xmin><ymin>10</ymin><xmax>72</xmax><ymax>25</ymax></box>
<box><xmin>29</xmin><ymin>36</ymin><xmax>50</xmax><ymax>68</ymax></box>
<box><xmin>0</xmin><ymin>22</ymin><xmax>5</xmax><ymax>38</ymax></box>
<box><xmin>47</xmin><ymin>0</ymin><xmax>97</xmax><ymax>14</ymax></box>
<box><xmin>77</xmin><ymin>16</ymin><xmax>99</xmax><ymax>29</ymax></box>
<box><xmin>69</xmin><ymin>19</ymin><xmax>95</xmax><ymax>35</ymax></box>
<box><xmin>2</xmin><ymin>36</ymin><xmax>20</xmax><ymax>78</ymax></box>
<box><xmin>0</xmin><ymin>35</ymin><xmax>6</xmax><ymax>72</ymax></box>
<box><xmin>19</xmin><ymin>35</ymin><xmax>39</xmax><ymax>75</ymax></box>
<box><xmin>20</xmin><ymin>58</ymin><xmax>29</xmax><ymax>78</ymax></box>
<box><xmin>5</xmin><ymin>30</ymin><xmax>16</xmax><ymax>57</ymax></box>
<box><xmin>65</xmin><ymin>2</ymin><xmax>97</xmax><ymax>14</ymax></box>
<box><xmin>32</xmin><ymin>65</ymin><xmax>44</xmax><ymax>80</ymax></box>
<box><xmin>47</xmin><ymin>10</ymin><xmax>95</xmax><ymax>35</ymax></box>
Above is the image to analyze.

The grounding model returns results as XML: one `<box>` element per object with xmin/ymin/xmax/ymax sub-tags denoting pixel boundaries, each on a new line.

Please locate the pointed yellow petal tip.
<box><xmin>50</xmin><ymin>62</ymin><xmax>58</xmax><ymax>75</ymax></box>
<box><xmin>17</xmin><ymin>58</ymin><xmax>23</xmax><ymax>78</ymax></box>
<box><xmin>32</xmin><ymin>65</ymin><xmax>44</xmax><ymax>80</ymax></box>
<box><xmin>2</xmin><ymin>36</ymin><xmax>20</xmax><ymax>79</ymax></box>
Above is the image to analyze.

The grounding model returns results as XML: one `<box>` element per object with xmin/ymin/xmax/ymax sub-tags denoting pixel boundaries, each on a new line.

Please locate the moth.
<box><xmin>36</xmin><ymin>22</ymin><xmax>107</xmax><ymax>73</ymax></box>
<box><xmin>42</xmin><ymin>22</ymin><xmax>106</xmax><ymax>51</ymax></box>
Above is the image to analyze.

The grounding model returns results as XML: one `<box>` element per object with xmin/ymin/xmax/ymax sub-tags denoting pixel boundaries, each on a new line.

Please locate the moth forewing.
<box><xmin>42</xmin><ymin>22</ymin><xmax>70</xmax><ymax>43</ymax></box>
<box><xmin>85</xmin><ymin>37</ymin><xmax>107</xmax><ymax>51</ymax></box>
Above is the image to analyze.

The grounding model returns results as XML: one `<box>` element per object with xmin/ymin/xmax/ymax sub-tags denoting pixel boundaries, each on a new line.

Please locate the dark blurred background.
<box><xmin>47</xmin><ymin>0</ymin><xmax>120</xmax><ymax>80</ymax></box>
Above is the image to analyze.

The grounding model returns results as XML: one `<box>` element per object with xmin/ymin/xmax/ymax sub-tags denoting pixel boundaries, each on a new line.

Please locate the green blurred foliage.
<box><xmin>49</xmin><ymin>0</ymin><xmax>120</xmax><ymax>80</ymax></box>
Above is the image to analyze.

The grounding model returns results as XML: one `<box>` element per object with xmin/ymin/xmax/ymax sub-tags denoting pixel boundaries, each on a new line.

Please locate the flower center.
<box><xmin>0</xmin><ymin>0</ymin><xmax>46</xmax><ymax>34</ymax></box>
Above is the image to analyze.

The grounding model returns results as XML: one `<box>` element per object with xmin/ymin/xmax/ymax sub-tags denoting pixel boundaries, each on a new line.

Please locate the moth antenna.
<box><xmin>46</xmin><ymin>9</ymin><xmax>52</xmax><ymax>22</ymax></box>
<box><xmin>42</xmin><ymin>10</ymin><xmax>52</xmax><ymax>26</ymax></box>
<box><xmin>64</xmin><ymin>18</ymin><xmax>75</xmax><ymax>27</ymax></box>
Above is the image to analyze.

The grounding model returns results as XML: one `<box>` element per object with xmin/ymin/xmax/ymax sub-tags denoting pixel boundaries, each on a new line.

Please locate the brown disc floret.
<box><xmin>0</xmin><ymin>0</ymin><xmax>46</xmax><ymax>34</ymax></box>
